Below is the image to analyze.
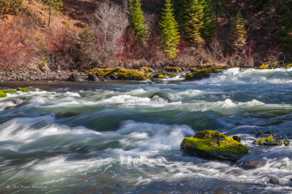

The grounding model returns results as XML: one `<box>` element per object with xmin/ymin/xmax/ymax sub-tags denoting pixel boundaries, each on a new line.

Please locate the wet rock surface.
<box><xmin>181</xmin><ymin>130</ymin><xmax>249</xmax><ymax>162</ymax></box>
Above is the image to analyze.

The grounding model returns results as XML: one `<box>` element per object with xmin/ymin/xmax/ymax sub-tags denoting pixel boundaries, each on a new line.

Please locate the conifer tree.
<box><xmin>232</xmin><ymin>12</ymin><xmax>247</xmax><ymax>50</ymax></box>
<box><xmin>174</xmin><ymin>0</ymin><xmax>188</xmax><ymax>30</ymax></box>
<box><xmin>129</xmin><ymin>0</ymin><xmax>148</xmax><ymax>42</ymax></box>
<box><xmin>202</xmin><ymin>0</ymin><xmax>216</xmax><ymax>41</ymax></box>
<box><xmin>160</xmin><ymin>0</ymin><xmax>181</xmax><ymax>59</ymax></box>
<box><xmin>184</xmin><ymin>0</ymin><xmax>205</xmax><ymax>46</ymax></box>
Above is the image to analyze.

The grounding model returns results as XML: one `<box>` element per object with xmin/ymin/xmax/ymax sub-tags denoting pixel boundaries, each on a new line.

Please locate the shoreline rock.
<box><xmin>0</xmin><ymin>66</ymin><xmax>225</xmax><ymax>82</ymax></box>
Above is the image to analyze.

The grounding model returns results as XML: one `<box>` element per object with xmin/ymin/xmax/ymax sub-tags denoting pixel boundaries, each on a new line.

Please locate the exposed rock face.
<box><xmin>181</xmin><ymin>130</ymin><xmax>248</xmax><ymax>162</ymax></box>
<box><xmin>67</xmin><ymin>73</ymin><xmax>84</xmax><ymax>82</ymax></box>
<box><xmin>87</xmin><ymin>74</ymin><xmax>99</xmax><ymax>81</ymax></box>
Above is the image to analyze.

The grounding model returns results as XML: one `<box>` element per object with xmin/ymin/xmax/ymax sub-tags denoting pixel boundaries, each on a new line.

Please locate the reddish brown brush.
<box><xmin>0</xmin><ymin>17</ymin><xmax>34</xmax><ymax>70</ymax></box>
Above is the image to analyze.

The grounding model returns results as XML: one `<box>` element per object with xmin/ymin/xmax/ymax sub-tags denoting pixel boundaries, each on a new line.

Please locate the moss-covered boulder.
<box><xmin>18</xmin><ymin>87</ymin><xmax>30</xmax><ymax>93</ymax></box>
<box><xmin>255</xmin><ymin>134</ymin><xmax>289</xmax><ymax>146</ymax></box>
<box><xmin>163</xmin><ymin>66</ymin><xmax>183</xmax><ymax>73</ymax></box>
<box><xmin>259</xmin><ymin>63</ymin><xmax>270</xmax><ymax>69</ymax></box>
<box><xmin>185</xmin><ymin>67</ymin><xmax>224</xmax><ymax>80</ymax></box>
<box><xmin>0</xmin><ymin>90</ymin><xmax>7</xmax><ymax>98</ymax></box>
<box><xmin>152</xmin><ymin>72</ymin><xmax>176</xmax><ymax>80</ymax></box>
<box><xmin>88</xmin><ymin>68</ymin><xmax>115</xmax><ymax>78</ymax></box>
<box><xmin>88</xmin><ymin>68</ymin><xmax>150</xmax><ymax>80</ymax></box>
<box><xmin>181</xmin><ymin>130</ymin><xmax>248</xmax><ymax>161</ymax></box>
<box><xmin>0</xmin><ymin>87</ymin><xmax>30</xmax><ymax>98</ymax></box>
<box><xmin>286</xmin><ymin>63</ymin><xmax>292</xmax><ymax>69</ymax></box>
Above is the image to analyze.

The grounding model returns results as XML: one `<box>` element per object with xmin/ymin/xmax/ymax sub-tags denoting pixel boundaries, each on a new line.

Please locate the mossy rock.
<box><xmin>88</xmin><ymin>68</ymin><xmax>116</xmax><ymax>78</ymax></box>
<box><xmin>0</xmin><ymin>89</ymin><xmax>18</xmax><ymax>98</ymax></box>
<box><xmin>163</xmin><ymin>66</ymin><xmax>183</xmax><ymax>73</ymax></box>
<box><xmin>286</xmin><ymin>63</ymin><xmax>292</xmax><ymax>69</ymax></box>
<box><xmin>3</xmin><ymin>89</ymin><xmax>17</xmax><ymax>94</ymax></box>
<box><xmin>185</xmin><ymin>67</ymin><xmax>223</xmax><ymax>80</ymax></box>
<box><xmin>88</xmin><ymin>68</ymin><xmax>150</xmax><ymax>80</ymax></box>
<box><xmin>255</xmin><ymin>135</ymin><xmax>289</xmax><ymax>146</ymax></box>
<box><xmin>181</xmin><ymin>130</ymin><xmax>248</xmax><ymax>161</ymax></box>
<box><xmin>18</xmin><ymin>87</ymin><xmax>29</xmax><ymax>93</ymax></box>
<box><xmin>0</xmin><ymin>91</ymin><xmax>7</xmax><ymax>98</ymax></box>
<box><xmin>259</xmin><ymin>63</ymin><xmax>270</xmax><ymax>69</ymax></box>
<box><xmin>153</xmin><ymin>73</ymin><xmax>168</xmax><ymax>79</ymax></box>
<box><xmin>0</xmin><ymin>87</ymin><xmax>30</xmax><ymax>98</ymax></box>
<box><xmin>108</xmin><ymin>68</ymin><xmax>150</xmax><ymax>80</ymax></box>
<box><xmin>152</xmin><ymin>73</ymin><xmax>176</xmax><ymax>80</ymax></box>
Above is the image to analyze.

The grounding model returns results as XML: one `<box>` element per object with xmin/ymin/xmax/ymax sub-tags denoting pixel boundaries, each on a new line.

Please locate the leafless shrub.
<box><xmin>79</xmin><ymin>0</ymin><xmax>129</xmax><ymax>66</ymax></box>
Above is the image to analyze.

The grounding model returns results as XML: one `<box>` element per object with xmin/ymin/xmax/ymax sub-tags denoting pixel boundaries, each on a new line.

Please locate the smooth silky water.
<box><xmin>0</xmin><ymin>68</ymin><xmax>292</xmax><ymax>194</ymax></box>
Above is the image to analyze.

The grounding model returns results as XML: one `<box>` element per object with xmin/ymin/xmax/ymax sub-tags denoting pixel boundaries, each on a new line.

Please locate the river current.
<box><xmin>0</xmin><ymin>68</ymin><xmax>292</xmax><ymax>194</ymax></box>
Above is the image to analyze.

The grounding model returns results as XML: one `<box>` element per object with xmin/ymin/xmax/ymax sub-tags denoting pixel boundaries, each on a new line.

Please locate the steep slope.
<box><xmin>0</xmin><ymin>0</ymin><xmax>291</xmax><ymax>77</ymax></box>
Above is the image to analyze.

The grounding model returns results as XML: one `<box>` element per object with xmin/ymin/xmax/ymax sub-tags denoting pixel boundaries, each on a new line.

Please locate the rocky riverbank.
<box><xmin>0</xmin><ymin>66</ymin><xmax>226</xmax><ymax>82</ymax></box>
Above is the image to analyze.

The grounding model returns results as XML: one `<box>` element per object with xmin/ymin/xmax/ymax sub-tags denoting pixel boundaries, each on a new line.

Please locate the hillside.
<box><xmin>0</xmin><ymin>0</ymin><xmax>291</xmax><ymax>78</ymax></box>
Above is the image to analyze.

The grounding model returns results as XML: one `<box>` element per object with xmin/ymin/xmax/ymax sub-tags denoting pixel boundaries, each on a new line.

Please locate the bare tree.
<box><xmin>91</xmin><ymin>0</ymin><xmax>129</xmax><ymax>64</ymax></box>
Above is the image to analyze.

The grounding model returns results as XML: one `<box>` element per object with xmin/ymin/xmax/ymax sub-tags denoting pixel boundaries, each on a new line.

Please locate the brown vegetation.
<box><xmin>0</xmin><ymin>0</ymin><xmax>291</xmax><ymax>74</ymax></box>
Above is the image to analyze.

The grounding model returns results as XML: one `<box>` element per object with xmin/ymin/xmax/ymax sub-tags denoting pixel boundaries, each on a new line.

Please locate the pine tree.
<box><xmin>160</xmin><ymin>0</ymin><xmax>181</xmax><ymax>59</ymax></box>
<box><xmin>202</xmin><ymin>0</ymin><xmax>216</xmax><ymax>41</ymax></box>
<box><xmin>232</xmin><ymin>12</ymin><xmax>247</xmax><ymax>50</ymax></box>
<box><xmin>129</xmin><ymin>0</ymin><xmax>148</xmax><ymax>43</ymax></box>
<box><xmin>174</xmin><ymin>0</ymin><xmax>188</xmax><ymax>30</ymax></box>
<box><xmin>184</xmin><ymin>0</ymin><xmax>205</xmax><ymax>46</ymax></box>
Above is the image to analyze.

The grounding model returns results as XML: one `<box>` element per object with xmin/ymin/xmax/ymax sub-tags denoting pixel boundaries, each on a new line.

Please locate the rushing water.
<box><xmin>0</xmin><ymin>68</ymin><xmax>292</xmax><ymax>194</ymax></box>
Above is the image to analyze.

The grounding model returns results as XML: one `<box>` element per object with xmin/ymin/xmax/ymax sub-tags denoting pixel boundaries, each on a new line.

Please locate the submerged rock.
<box><xmin>181</xmin><ymin>130</ymin><xmax>248</xmax><ymax>162</ymax></box>
<box><xmin>238</xmin><ymin>159</ymin><xmax>267</xmax><ymax>169</ymax></box>
<box><xmin>55</xmin><ymin>112</ymin><xmax>80</xmax><ymax>118</ymax></box>
<box><xmin>268</xmin><ymin>176</ymin><xmax>280</xmax><ymax>185</ymax></box>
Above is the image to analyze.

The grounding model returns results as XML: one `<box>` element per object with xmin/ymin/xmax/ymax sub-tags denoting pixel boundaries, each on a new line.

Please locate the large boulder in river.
<box><xmin>181</xmin><ymin>130</ymin><xmax>248</xmax><ymax>162</ymax></box>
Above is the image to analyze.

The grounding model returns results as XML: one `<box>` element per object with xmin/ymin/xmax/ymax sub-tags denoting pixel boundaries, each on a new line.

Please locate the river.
<box><xmin>0</xmin><ymin>68</ymin><xmax>292</xmax><ymax>194</ymax></box>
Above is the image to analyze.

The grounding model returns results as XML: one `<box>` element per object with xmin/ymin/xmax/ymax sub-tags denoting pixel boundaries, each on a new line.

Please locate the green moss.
<box><xmin>0</xmin><ymin>87</ymin><xmax>29</xmax><ymax>98</ymax></box>
<box><xmin>0</xmin><ymin>89</ymin><xmax>18</xmax><ymax>98</ymax></box>
<box><xmin>110</xmin><ymin>68</ymin><xmax>150</xmax><ymax>80</ymax></box>
<box><xmin>88</xmin><ymin>68</ymin><xmax>150</xmax><ymax>80</ymax></box>
<box><xmin>181</xmin><ymin>130</ymin><xmax>248</xmax><ymax>161</ymax></box>
<box><xmin>286</xmin><ymin>63</ymin><xmax>292</xmax><ymax>69</ymax></box>
<box><xmin>153</xmin><ymin>72</ymin><xmax>177</xmax><ymax>80</ymax></box>
<box><xmin>185</xmin><ymin>67</ymin><xmax>223</xmax><ymax>80</ymax></box>
<box><xmin>88</xmin><ymin>68</ymin><xmax>116</xmax><ymax>78</ymax></box>
<box><xmin>0</xmin><ymin>90</ymin><xmax>7</xmax><ymax>98</ymax></box>
<box><xmin>155</xmin><ymin>73</ymin><xmax>168</xmax><ymax>79</ymax></box>
<box><xmin>256</xmin><ymin>135</ymin><xmax>283</xmax><ymax>146</ymax></box>
<box><xmin>3</xmin><ymin>89</ymin><xmax>17</xmax><ymax>94</ymax></box>
<box><xmin>163</xmin><ymin>66</ymin><xmax>183</xmax><ymax>73</ymax></box>
<box><xmin>18</xmin><ymin>87</ymin><xmax>29</xmax><ymax>93</ymax></box>
<box><xmin>259</xmin><ymin>63</ymin><xmax>270</xmax><ymax>69</ymax></box>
